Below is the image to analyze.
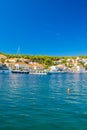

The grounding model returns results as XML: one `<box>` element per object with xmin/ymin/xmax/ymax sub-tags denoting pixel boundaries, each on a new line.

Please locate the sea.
<box><xmin>0</xmin><ymin>73</ymin><xmax>87</xmax><ymax>130</ymax></box>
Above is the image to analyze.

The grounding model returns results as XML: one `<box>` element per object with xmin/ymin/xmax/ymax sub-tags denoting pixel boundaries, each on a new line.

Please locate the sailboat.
<box><xmin>12</xmin><ymin>47</ymin><xmax>29</xmax><ymax>74</ymax></box>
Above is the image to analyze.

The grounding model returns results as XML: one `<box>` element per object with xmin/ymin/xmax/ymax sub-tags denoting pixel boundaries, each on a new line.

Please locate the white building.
<box><xmin>50</xmin><ymin>65</ymin><xmax>65</xmax><ymax>72</ymax></box>
<box><xmin>77</xmin><ymin>66</ymin><xmax>86</xmax><ymax>72</ymax></box>
<box><xmin>50</xmin><ymin>66</ymin><xmax>58</xmax><ymax>71</ymax></box>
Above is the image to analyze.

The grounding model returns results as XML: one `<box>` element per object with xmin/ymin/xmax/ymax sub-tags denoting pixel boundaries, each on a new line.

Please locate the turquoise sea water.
<box><xmin>0</xmin><ymin>73</ymin><xmax>87</xmax><ymax>130</ymax></box>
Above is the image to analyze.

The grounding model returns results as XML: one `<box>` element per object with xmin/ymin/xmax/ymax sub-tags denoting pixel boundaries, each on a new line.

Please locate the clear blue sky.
<box><xmin>0</xmin><ymin>0</ymin><xmax>87</xmax><ymax>56</ymax></box>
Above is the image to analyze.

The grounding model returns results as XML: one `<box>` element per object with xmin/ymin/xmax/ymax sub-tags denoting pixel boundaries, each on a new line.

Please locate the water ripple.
<box><xmin>0</xmin><ymin>73</ymin><xmax>87</xmax><ymax>129</ymax></box>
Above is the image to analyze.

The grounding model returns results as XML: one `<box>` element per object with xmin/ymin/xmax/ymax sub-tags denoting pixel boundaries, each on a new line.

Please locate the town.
<box><xmin>0</xmin><ymin>53</ymin><xmax>87</xmax><ymax>74</ymax></box>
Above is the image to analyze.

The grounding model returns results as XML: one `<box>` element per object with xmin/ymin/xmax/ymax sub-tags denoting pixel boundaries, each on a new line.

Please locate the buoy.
<box><xmin>68</xmin><ymin>88</ymin><xmax>70</xmax><ymax>94</ymax></box>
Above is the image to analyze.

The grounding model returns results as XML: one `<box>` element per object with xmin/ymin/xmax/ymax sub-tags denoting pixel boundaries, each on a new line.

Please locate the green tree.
<box><xmin>0</xmin><ymin>58</ymin><xmax>5</xmax><ymax>63</ymax></box>
<box><xmin>44</xmin><ymin>58</ymin><xmax>53</xmax><ymax>66</ymax></box>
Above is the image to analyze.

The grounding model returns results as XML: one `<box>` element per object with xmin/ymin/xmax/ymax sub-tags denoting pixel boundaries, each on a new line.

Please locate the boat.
<box><xmin>0</xmin><ymin>64</ymin><xmax>11</xmax><ymax>73</ymax></box>
<box><xmin>48</xmin><ymin>70</ymin><xmax>65</xmax><ymax>74</ymax></box>
<box><xmin>29</xmin><ymin>71</ymin><xmax>47</xmax><ymax>75</ymax></box>
<box><xmin>12</xmin><ymin>70</ymin><xmax>29</xmax><ymax>74</ymax></box>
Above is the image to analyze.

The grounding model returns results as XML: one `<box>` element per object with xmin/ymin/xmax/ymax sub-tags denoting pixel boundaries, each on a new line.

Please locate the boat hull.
<box><xmin>12</xmin><ymin>70</ymin><xmax>29</xmax><ymax>74</ymax></box>
<box><xmin>0</xmin><ymin>70</ymin><xmax>11</xmax><ymax>73</ymax></box>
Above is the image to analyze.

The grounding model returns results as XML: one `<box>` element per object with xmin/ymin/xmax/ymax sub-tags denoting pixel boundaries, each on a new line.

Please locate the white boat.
<box><xmin>0</xmin><ymin>69</ymin><xmax>11</xmax><ymax>73</ymax></box>
<box><xmin>48</xmin><ymin>70</ymin><xmax>65</xmax><ymax>74</ymax></box>
<box><xmin>29</xmin><ymin>71</ymin><xmax>47</xmax><ymax>75</ymax></box>
<box><xmin>0</xmin><ymin>64</ymin><xmax>11</xmax><ymax>73</ymax></box>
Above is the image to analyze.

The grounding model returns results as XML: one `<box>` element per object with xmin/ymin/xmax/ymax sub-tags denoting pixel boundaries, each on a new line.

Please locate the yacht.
<box><xmin>12</xmin><ymin>69</ymin><xmax>29</xmax><ymax>74</ymax></box>
<box><xmin>29</xmin><ymin>71</ymin><xmax>47</xmax><ymax>75</ymax></box>
<box><xmin>0</xmin><ymin>64</ymin><xmax>11</xmax><ymax>73</ymax></box>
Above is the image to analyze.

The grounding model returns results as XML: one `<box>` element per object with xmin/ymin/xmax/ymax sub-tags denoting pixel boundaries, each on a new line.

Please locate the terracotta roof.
<box><xmin>57</xmin><ymin>64</ymin><xmax>65</xmax><ymax>68</ymax></box>
<box><xmin>15</xmin><ymin>62</ymin><xmax>27</xmax><ymax>65</ymax></box>
<box><xmin>29</xmin><ymin>63</ymin><xmax>44</xmax><ymax>68</ymax></box>
<box><xmin>8</xmin><ymin>58</ymin><xmax>18</xmax><ymax>60</ymax></box>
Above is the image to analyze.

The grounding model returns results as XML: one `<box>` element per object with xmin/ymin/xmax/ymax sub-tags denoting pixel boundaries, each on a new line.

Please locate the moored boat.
<box><xmin>12</xmin><ymin>70</ymin><xmax>29</xmax><ymax>74</ymax></box>
<box><xmin>0</xmin><ymin>64</ymin><xmax>11</xmax><ymax>73</ymax></box>
<box><xmin>29</xmin><ymin>71</ymin><xmax>47</xmax><ymax>75</ymax></box>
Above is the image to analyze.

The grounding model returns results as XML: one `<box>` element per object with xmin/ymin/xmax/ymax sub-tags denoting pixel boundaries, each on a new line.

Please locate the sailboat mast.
<box><xmin>17</xmin><ymin>47</ymin><xmax>20</xmax><ymax>61</ymax></box>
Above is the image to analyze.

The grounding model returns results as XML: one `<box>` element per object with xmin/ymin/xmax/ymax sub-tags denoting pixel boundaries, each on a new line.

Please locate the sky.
<box><xmin>0</xmin><ymin>0</ymin><xmax>87</xmax><ymax>56</ymax></box>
